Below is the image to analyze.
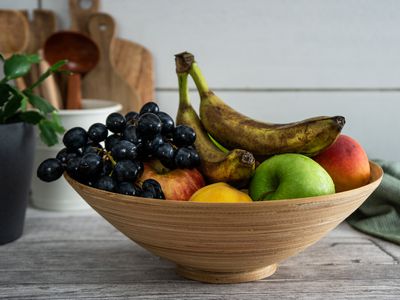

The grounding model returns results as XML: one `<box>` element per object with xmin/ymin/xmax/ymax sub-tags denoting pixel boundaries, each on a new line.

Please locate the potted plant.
<box><xmin>0</xmin><ymin>53</ymin><xmax>65</xmax><ymax>245</ymax></box>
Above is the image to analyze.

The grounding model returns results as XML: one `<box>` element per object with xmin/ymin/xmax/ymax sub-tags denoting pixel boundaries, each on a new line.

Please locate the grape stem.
<box><xmin>103</xmin><ymin>151</ymin><xmax>117</xmax><ymax>177</ymax></box>
<box><xmin>107</xmin><ymin>153</ymin><xmax>117</xmax><ymax>166</ymax></box>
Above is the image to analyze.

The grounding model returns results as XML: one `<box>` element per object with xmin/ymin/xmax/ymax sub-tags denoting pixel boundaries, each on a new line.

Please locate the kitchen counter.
<box><xmin>0</xmin><ymin>206</ymin><xmax>399</xmax><ymax>299</ymax></box>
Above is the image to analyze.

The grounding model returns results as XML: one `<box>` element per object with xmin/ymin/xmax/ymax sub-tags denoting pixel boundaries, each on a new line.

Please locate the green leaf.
<box><xmin>6</xmin><ymin>84</ymin><xmax>29</xmax><ymax>111</ymax></box>
<box><xmin>19</xmin><ymin>111</ymin><xmax>44</xmax><ymax>124</ymax></box>
<box><xmin>27</xmin><ymin>59</ymin><xmax>67</xmax><ymax>92</ymax></box>
<box><xmin>0</xmin><ymin>83</ymin><xmax>13</xmax><ymax>106</ymax></box>
<box><xmin>8</xmin><ymin>84</ymin><xmax>24</xmax><ymax>97</ymax></box>
<box><xmin>0</xmin><ymin>54</ymin><xmax>65</xmax><ymax>144</ymax></box>
<box><xmin>3</xmin><ymin>54</ymin><xmax>39</xmax><ymax>80</ymax></box>
<box><xmin>26</xmin><ymin>54</ymin><xmax>40</xmax><ymax>64</ymax></box>
<box><xmin>26</xmin><ymin>92</ymin><xmax>55</xmax><ymax>114</ymax></box>
<box><xmin>49</xmin><ymin>60</ymin><xmax>67</xmax><ymax>72</ymax></box>
<box><xmin>38</xmin><ymin>119</ymin><xmax>59</xmax><ymax>146</ymax></box>
<box><xmin>51</xmin><ymin>111</ymin><xmax>65</xmax><ymax>133</ymax></box>
<box><xmin>37</xmin><ymin>113</ymin><xmax>64</xmax><ymax>146</ymax></box>
<box><xmin>20</xmin><ymin>97</ymin><xmax>29</xmax><ymax>111</ymax></box>
<box><xmin>2</xmin><ymin>96</ymin><xmax>22</xmax><ymax>121</ymax></box>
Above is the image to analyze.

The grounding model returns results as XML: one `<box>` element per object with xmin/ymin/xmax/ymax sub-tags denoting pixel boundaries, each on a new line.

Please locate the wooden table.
<box><xmin>1</xmin><ymin>207</ymin><xmax>399</xmax><ymax>299</ymax></box>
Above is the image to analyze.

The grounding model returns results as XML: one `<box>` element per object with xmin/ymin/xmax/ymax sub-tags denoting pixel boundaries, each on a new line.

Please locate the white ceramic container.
<box><xmin>31</xmin><ymin>99</ymin><xmax>122</xmax><ymax>211</ymax></box>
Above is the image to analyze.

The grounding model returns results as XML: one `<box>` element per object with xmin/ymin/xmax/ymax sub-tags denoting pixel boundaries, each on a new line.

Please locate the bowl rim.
<box><xmin>58</xmin><ymin>99</ymin><xmax>122</xmax><ymax>115</ymax></box>
<box><xmin>64</xmin><ymin>161</ymin><xmax>383</xmax><ymax>208</ymax></box>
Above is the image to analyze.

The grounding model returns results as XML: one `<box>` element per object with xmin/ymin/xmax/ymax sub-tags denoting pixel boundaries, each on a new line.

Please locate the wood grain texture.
<box><xmin>0</xmin><ymin>282</ymin><xmax>399</xmax><ymax>300</ymax></box>
<box><xmin>37</xmin><ymin>49</ymin><xmax>63</xmax><ymax>109</ymax></box>
<box><xmin>0</xmin><ymin>10</ymin><xmax>29</xmax><ymax>56</ymax></box>
<box><xmin>82</xmin><ymin>12</ymin><xmax>140</xmax><ymax>113</ymax></box>
<box><xmin>64</xmin><ymin>162</ymin><xmax>383</xmax><ymax>283</ymax></box>
<box><xmin>0</xmin><ymin>210</ymin><xmax>399</xmax><ymax>298</ymax></box>
<box><xmin>69</xmin><ymin>0</ymin><xmax>100</xmax><ymax>34</ymax></box>
<box><xmin>113</xmin><ymin>38</ymin><xmax>155</xmax><ymax>107</ymax></box>
<box><xmin>43</xmin><ymin>31</ymin><xmax>100</xmax><ymax>109</ymax></box>
<box><xmin>20</xmin><ymin>9</ymin><xmax>57</xmax><ymax>97</ymax></box>
<box><xmin>23</xmin><ymin>9</ymin><xmax>57</xmax><ymax>54</ymax></box>
<box><xmin>68</xmin><ymin>1</ymin><xmax>154</xmax><ymax>109</ymax></box>
<box><xmin>0</xmin><ymin>10</ymin><xmax>31</xmax><ymax>95</ymax></box>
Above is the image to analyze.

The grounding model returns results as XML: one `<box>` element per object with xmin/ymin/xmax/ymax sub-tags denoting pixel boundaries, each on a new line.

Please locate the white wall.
<box><xmin>2</xmin><ymin>0</ymin><xmax>399</xmax><ymax>160</ymax></box>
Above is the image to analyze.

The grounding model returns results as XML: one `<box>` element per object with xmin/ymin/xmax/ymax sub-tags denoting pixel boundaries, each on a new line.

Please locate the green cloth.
<box><xmin>347</xmin><ymin>159</ymin><xmax>400</xmax><ymax>245</ymax></box>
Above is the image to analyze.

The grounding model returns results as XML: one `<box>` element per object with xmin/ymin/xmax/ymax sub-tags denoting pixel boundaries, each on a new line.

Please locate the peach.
<box><xmin>140</xmin><ymin>160</ymin><xmax>205</xmax><ymax>200</ymax></box>
<box><xmin>313</xmin><ymin>135</ymin><xmax>370</xmax><ymax>192</ymax></box>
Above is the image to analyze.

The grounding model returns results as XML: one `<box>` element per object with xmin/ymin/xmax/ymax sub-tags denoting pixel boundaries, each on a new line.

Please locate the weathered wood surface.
<box><xmin>0</xmin><ymin>207</ymin><xmax>399</xmax><ymax>299</ymax></box>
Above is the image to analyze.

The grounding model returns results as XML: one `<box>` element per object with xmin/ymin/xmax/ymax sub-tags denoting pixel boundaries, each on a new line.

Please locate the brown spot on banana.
<box><xmin>175</xmin><ymin>66</ymin><xmax>256</xmax><ymax>187</ymax></box>
<box><xmin>196</xmin><ymin>77</ymin><xmax>345</xmax><ymax>157</ymax></box>
<box><xmin>179</xmin><ymin>51</ymin><xmax>346</xmax><ymax>157</ymax></box>
<box><xmin>201</xmin><ymin>149</ymin><xmax>255</xmax><ymax>188</ymax></box>
<box><xmin>202</xmin><ymin>105</ymin><xmax>345</xmax><ymax>156</ymax></box>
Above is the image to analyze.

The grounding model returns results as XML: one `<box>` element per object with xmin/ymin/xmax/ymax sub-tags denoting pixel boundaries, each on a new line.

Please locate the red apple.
<box><xmin>140</xmin><ymin>160</ymin><xmax>205</xmax><ymax>200</ymax></box>
<box><xmin>313</xmin><ymin>134</ymin><xmax>370</xmax><ymax>192</ymax></box>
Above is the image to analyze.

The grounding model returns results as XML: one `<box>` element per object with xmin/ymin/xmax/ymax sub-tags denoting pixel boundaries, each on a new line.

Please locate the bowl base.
<box><xmin>176</xmin><ymin>264</ymin><xmax>278</xmax><ymax>284</ymax></box>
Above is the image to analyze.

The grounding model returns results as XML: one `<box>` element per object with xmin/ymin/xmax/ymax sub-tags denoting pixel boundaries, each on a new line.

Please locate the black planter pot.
<box><xmin>0</xmin><ymin>123</ymin><xmax>35</xmax><ymax>245</ymax></box>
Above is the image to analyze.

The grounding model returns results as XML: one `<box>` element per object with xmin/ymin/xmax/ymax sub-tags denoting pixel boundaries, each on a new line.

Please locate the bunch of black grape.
<box><xmin>37</xmin><ymin>102</ymin><xmax>200</xmax><ymax>199</ymax></box>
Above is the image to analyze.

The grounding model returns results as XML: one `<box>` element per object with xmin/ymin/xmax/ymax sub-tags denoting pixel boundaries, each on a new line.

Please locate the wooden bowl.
<box><xmin>65</xmin><ymin>161</ymin><xmax>383</xmax><ymax>283</ymax></box>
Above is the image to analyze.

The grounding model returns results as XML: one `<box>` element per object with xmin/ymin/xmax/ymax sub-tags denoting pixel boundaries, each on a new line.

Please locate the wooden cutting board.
<box><xmin>69</xmin><ymin>0</ymin><xmax>100</xmax><ymax>35</ymax></box>
<box><xmin>0</xmin><ymin>10</ymin><xmax>30</xmax><ymax>92</ymax></box>
<box><xmin>82</xmin><ymin>12</ymin><xmax>140</xmax><ymax>113</ymax></box>
<box><xmin>20</xmin><ymin>9</ymin><xmax>62</xmax><ymax>109</ymax></box>
<box><xmin>23</xmin><ymin>9</ymin><xmax>57</xmax><ymax>54</ymax></box>
<box><xmin>113</xmin><ymin>38</ymin><xmax>154</xmax><ymax>106</ymax></box>
<box><xmin>0</xmin><ymin>10</ymin><xmax>29</xmax><ymax>56</ymax></box>
<box><xmin>68</xmin><ymin>0</ymin><xmax>155</xmax><ymax>107</ymax></box>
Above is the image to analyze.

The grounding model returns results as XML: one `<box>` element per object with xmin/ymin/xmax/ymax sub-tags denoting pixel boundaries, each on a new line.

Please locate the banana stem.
<box><xmin>174</xmin><ymin>52</ymin><xmax>209</xmax><ymax>95</ymax></box>
<box><xmin>189</xmin><ymin>62</ymin><xmax>210</xmax><ymax>95</ymax></box>
<box><xmin>177</xmin><ymin>72</ymin><xmax>191</xmax><ymax>108</ymax></box>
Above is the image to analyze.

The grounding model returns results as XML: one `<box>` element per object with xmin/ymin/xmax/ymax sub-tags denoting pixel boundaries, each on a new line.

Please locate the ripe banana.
<box><xmin>175</xmin><ymin>52</ymin><xmax>345</xmax><ymax>157</ymax></box>
<box><xmin>175</xmin><ymin>58</ymin><xmax>255</xmax><ymax>187</ymax></box>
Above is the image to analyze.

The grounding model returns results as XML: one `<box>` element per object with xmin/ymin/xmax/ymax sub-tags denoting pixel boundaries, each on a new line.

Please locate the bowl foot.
<box><xmin>176</xmin><ymin>264</ymin><xmax>278</xmax><ymax>284</ymax></box>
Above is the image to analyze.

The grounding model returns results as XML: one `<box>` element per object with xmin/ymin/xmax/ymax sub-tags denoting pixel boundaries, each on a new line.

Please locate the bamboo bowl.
<box><xmin>65</xmin><ymin>161</ymin><xmax>383</xmax><ymax>284</ymax></box>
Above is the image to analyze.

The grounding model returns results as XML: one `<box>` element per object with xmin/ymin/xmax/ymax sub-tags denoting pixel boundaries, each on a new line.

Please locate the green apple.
<box><xmin>249</xmin><ymin>154</ymin><xmax>335</xmax><ymax>201</ymax></box>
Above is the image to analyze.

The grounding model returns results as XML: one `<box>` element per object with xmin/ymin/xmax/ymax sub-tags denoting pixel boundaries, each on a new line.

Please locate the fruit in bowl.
<box><xmin>141</xmin><ymin>159</ymin><xmax>205</xmax><ymax>201</ymax></box>
<box><xmin>37</xmin><ymin>52</ymin><xmax>384</xmax><ymax>283</ymax></box>
<box><xmin>37</xmin><ymin>102</ymin><xmax>206</xmax><ymax>200</ymax></box>
<box><xmin>175</xmin><ymin>52</ymin><xmax>345</xmax><ymax>157</ymax></box>
<box><xmin>65</xmin><ymin>161</ymin><xmax>382</xmax><ymax>283</ymax></box>
<box><xmin>249</xmin><ymin>153</ymin><xmax>335</xmax><ymax>201</ymax></box>
<box><xmin>189</xmin><ymin>182</ymin><xmax>252</xmax><ymax>203</ymax></box>
<box><xmin>313</xmin><ymin>134</ymin><xmax>371</xmax><ymax>192</ymax></box>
